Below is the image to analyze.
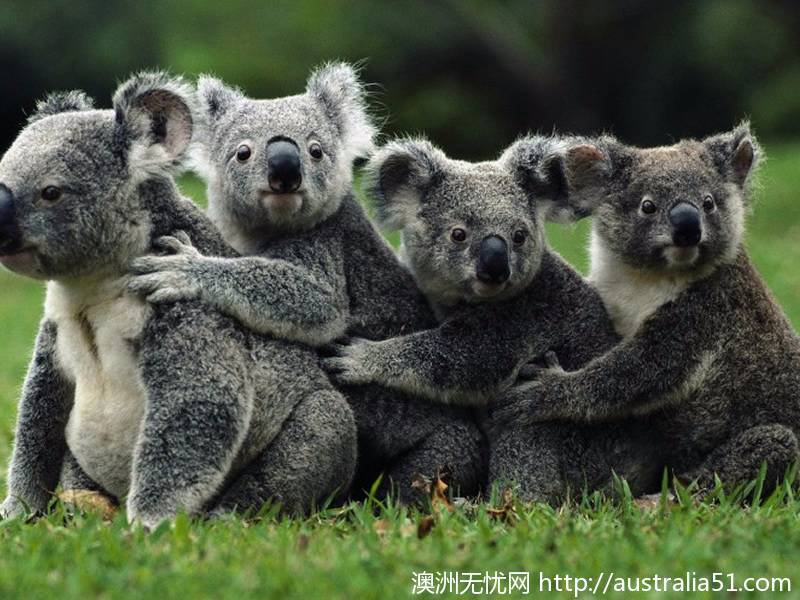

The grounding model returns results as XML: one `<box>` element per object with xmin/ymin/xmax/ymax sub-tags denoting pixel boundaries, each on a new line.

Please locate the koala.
<box><xmin>126</xmin><ymin>64</ymin><xmax>485</xmax><ymax>503</ymax></box>
<box><xmin>322</xmin><ymin>136</ymin><xmax>663</xmax><ymax>502</ymax></box>
<box><xmin>495</xmin><ymin>124</ymin><xmax>800</xmax><ymax>494</ymax></box>
<box><xmin>0</xmin><ymin>73</ymin><xmax>357</xmax><ymax>527</ymax></box>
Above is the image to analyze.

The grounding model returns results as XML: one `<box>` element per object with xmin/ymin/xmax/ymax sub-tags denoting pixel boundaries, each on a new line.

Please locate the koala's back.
<box><xmin>655</xmin><ymin>253</ymin><xmax>800</xmax><ymax>469</ymax></box>
<box><xmin>333</xmin><ymin>195</ymin><xmax>438</xmax><ymax>337</ymax></box>
<box><xmin>529</xmin><ymin>251</ymin><xmax>620</xmax><ymax>369</ymax></box>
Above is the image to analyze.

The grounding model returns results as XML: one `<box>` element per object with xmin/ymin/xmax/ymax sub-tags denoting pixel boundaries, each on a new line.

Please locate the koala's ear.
<box><xmin>365</xmin><ymin>138</ymin><xmax>445</xmax><ymax>230</ymax></box>
<box><xmin>196</xmin><ymin>75</ymin><xmax>244</xmax><ymax>124</ymax></box>
<box><xmin>306</xmin><ymin>62</ymin><xmax>377</xmax><ymax>162</ymax></box>
<box><xmin>703</xmin><ymin>122</ymin><xmax>762</xmax><ymax>189</ymax></box>
<box><xmin>504</xmin><ymin>136</ymin><xmax>613</xmax><ymax>223</ymax></box>
<box><xmin>113</xmin><ymin>71</ymin><xmax>197</xmax><ymax>177</ymax></box>
<box><xmin>28</xmin><ymin>90</ymin><xmax>95</xmax><ymax>124</ymax></box>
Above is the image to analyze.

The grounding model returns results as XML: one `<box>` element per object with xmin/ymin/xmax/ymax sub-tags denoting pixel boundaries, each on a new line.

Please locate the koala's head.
<box><xmin>0</xmin><ymin>73</ymin><xmax>196</xmax><ymax>280</ymax></box>
<box><xmin>563</xmin><ymin>124</ymin><xmax>760</xmax><ymax>275</ymax></box>
<box><xmin>195</xmin><ymin>62</ymin><xmax>376</xmax><ymax>237</ymax></box>
<box><xmin>366</xmin><ymin>136</ymin><xmax>571</xmax><ymax>306</ymax></box>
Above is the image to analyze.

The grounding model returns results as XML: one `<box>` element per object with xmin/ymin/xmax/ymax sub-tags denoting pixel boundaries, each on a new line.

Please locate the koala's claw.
<box><xmin>0</xmin><ymin>497</ymin><xmax>26</xmax><ymax>521</ymax></box>
<box><xmin>320</xmin><ymin>337</ymin><xmax>375</xmax><ymax>385</ymax></box>
<box><xmin>127</xmin><ymin>271</ymin><xmax>200</xmax><ymax>304</ymax></box>
<box><xmin>153</xmin><ymin>231</ymin><xmax>198</xmax><ymax>256</ymax></box>
<box><xmin>517</xmin><ymin>350</ymin><xmax>565</xmax><ymax>381</ymax></box>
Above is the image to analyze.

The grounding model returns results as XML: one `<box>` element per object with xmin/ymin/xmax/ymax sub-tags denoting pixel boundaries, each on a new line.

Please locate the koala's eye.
<box><xmin>309</xmin><ymin>142</ymin><xmax>323</xmax><ymax>160</ymax></box>
<box><xmin>640</xmin><ymin>198</ymin><xmax>657</xmax><ymax>215</ymax></box>
<box><xmin>702</xmin><ymin>194</ymin><xmax>716</xmax><ymax>213</ymax></box>
<box><xmin>236</xmin><ymin>144</ymin><xmax>252</xmax><ymax>162</ymax></box>
<box><xmin>512</xmin><ymin>230</ymin><xmax>527</xmax><ymax>246</ymax></box>
<box><xmin>450</xmin><ymin>227</ymin><xmax>467</xmax><ymax>243</ymax></box>
<box><xmin>40</xmin><ymin>186</ymin><xmax>63</xmax><ymax>203</ymax></box>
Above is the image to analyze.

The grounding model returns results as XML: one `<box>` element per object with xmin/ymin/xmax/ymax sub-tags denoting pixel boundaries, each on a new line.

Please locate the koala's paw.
<box><xmin>126</xmin><ymin>502</ymin><xmax>173</xmax><ymax>532</ymax></box>
<box><xmin>320</xmin><ymin>337</ymin><xmax>379</xmax><ymax>386</ymax></box>
<box><xmin>0</xmin><ymin>496</ymin><xmax>26</xmax><ymax>520</ymax></box>
<box><xmin>517</xmin><ymin>350</ymin><xmax>564</xmax><ymax>381</ymax></box>
<box><xmin>489</xmin><ymin>377</ymin><xmax>565</xmax><ymax>429</ymax></box>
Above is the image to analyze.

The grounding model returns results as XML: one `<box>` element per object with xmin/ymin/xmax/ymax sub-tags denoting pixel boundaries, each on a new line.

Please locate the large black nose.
<box><xmin>266</xmin><ymin>138</ymin><xmax>302</xmax><ymax>194</ymax></box>
<box><xmin>0</xmin><ymin>184</ymin><xmax>20</xmax><ymax>254</ymax></box>
<box><xmin>476</xmin><ymin>235</ymin><xmax>510</xmax><ymax>284</ymax></box>
<box><xmin>669</xmin><ymin>202</ymin><xmax>702</xmax><ymax>247</ymax></box>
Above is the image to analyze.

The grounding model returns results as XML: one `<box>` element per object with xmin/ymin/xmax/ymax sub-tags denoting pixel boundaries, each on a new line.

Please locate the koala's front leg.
<box><xmin>129</xmin><ymin>233</ymin><xmax>349</xmax><ymax>347</ymax></box>
<box><xmin>322</xmin><ymin>323</ymin><xmax>527</xmax><ymax>406</ymax></box>
<box><xmin>494</xmin><ymin>295</ymin><xmax>718</xmax><ymax>426</ymax></box>
<box><xmin>2</xmin><ymin>321</ymin><xmax>73</xmax><ymax>519</ymax></box>
<box><xmin>127</xmin><ymin>303</ymin><xmax>252</xmax><ymax>529</ymax></box>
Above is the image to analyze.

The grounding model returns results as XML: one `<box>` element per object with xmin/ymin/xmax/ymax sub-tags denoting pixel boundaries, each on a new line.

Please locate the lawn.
<box><xmin>0</xmin><ymin>145</ymin><xmax>798</xmax><ymax>599</ymax></box>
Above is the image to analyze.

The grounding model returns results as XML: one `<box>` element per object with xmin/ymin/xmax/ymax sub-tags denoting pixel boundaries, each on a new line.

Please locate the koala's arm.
<box><xmin>126</xmin><ymin>303</ymin><xmax>253</xmax><ymax>528</ymax></box>
<box><xmin>130</xmin><ymin>233</ymin><xmax>349</xmax><ymax>347</ymax></box>
<box><xmin>500</xmin><ymin>289</ymin><xmax>721</xmax><ymax>424</ymax></box>
<box><xmin>1</xmin><ymin>321</ymin><xmax>73</xmax><ymax>518</ymax></box>
<box><xmin>324</xmin><ymin>307</ymin><xmax>537</xmax><ymax>405</ymax></box>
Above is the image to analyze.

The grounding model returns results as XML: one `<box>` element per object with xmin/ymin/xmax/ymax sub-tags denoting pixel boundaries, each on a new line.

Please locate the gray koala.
<box><xmin>495</xmin><ymin>124</ymin><xmax>800</xmax><ymax>493</ymax></box>
<box><xmin>323</xmin><ymin>136</ymin><xmax>662</xmax><ymax>501</ymax></box>
<box><xmin>0</xmin><ymin>73</ymin><xmax>357</xmax><ymax>527</ymax></box>
<box><xmin>126</xmin><ymin>64</ymin><xmax>485</xmax><ymax>503</ymax></box>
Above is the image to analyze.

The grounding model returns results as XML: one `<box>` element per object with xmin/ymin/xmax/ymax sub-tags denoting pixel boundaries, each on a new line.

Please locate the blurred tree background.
<box><xmin>0</xmin><ymin>0</ymin><xmax>799</xmax><ymax>159</ymax></box>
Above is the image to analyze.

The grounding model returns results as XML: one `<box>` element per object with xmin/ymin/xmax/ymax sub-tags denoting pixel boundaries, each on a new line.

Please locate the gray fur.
<box><xmin>127</xmin><ymin>64</ymin><xmax>485</xmax><ymax>502</ymax></box>
<box><xmin>495</xmin><ymin>124</ymin><xmax>800</xmax><ymax>493</ymax></box>
<box><xmin>326</xmin><ymin>136</ymin><xmax>658</xmax><ymax>502</ymax></box>
<box><xmin>0</xmin><ymin>73</ymin><xmax>357</xmax><ymax>526</ymax></box>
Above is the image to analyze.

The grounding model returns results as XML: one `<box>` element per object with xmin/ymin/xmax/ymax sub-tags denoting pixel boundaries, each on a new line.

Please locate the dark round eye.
<box><xmin>236</xmin><ymin>144</ymin><xmax>252</xmax><ymax>162</ymax></box>
<box><xmin>309</xmin><ymin>142</ymin><xmax>323</xmax><ymax>160</ymax></box>
<box><xmin>702</xmin><ymin>194</ymin><xmax>716</xmax><ymax>213</ymax></box>
<box><xmin>640</xmin><ymin>199</ymin><xmax>657</xmax><ymax>214</ymax></box>
<box><xmin>41</xmin><ymin>186</ymin><xmax>62</xmax><ymax>202</ymax></box>
<box><xmin>512</xmin><ymin>230</ymin><xmax>527</xmax><ymax>245</ymax></box>
<box><xmin>450</xmin><ymin>227</ymin><xmax>467</xmax><ymax>243</ymax></box>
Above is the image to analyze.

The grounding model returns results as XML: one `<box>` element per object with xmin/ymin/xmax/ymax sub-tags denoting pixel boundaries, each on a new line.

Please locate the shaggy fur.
<box><xmin>126</xmin><ymin>65</ymin><xmax>485</xmax><ymax>503</ymax></box>
<box><xmin>0</xmin><ymin>74</ymin><xmax>357</xmax><ymax>527</ymax></box>
<box><xmin>323</xmin><ymin>136</ymin><xmax>661</xmax><ymax>502</ymax></box>
<box><xmin>494</xmin><ymin>125</ymin><xmax>800</xmax><ymax>493</ymax></box>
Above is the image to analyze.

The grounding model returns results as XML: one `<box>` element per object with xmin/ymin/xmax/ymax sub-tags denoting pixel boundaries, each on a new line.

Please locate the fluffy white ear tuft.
<box><xmin>364</xmin><ymin>137</ymin><xmax>445</xmax><ymax>231</ymax></box>
<box><xmin>703</xmin><ymin>121</ymin><xmax>762</xmax><ymax>189</ymax></box>
<box><xmin>113</xmin><ymin>71</ymin><xmax>198</xmax><ymax>178</ymax></box>
<box><xmin>306</xmin><ymin>62</ymin><xmax>377</xmax><ymax>165</ymax></box>
<box><xmin>28</xmin><ymin>90</ymin><xmax>95</xmax><ymax>124</ymax></box>
<box><xmin>196</xmin><ymin>75</ymin><xmax>245</xmax><ymax>123</ymax></box>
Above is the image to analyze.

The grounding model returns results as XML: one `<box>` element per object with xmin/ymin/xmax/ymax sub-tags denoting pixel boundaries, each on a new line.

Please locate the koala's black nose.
<box><xmin>669</xmin><ymin>202</ymin><xmax>702</xmax><ymax>247</ymax></box>
<box><xmin>0</xmin><ymin>184</ymin><xmax>20</xmax><ymax>254</ymax></box>
<box><xmin>266</xmin><ymin>138</ymin><xmax>302</xmax><ymax>194</ymax></box>
<box><xmin>476</xmin><ymin>235</ymin><xmax>510</xmax><ymax>284</ymax></box>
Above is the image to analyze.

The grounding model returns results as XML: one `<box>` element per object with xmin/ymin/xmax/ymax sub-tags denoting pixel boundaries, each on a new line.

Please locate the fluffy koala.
<box><xmin>495</xmin><ymin>124</ymin><xmax>800</xmax><ymax>493</ymax></box>
<box><xmin>0</xmin><ymin>73</ymin><xmax>357</xmax><ymax>527</ymax></box>
<box><xmin>323</xmin><ymin>136</ymin><xmax>662</xmax><ymax>501</ymax></box>
<box><xmin>127</xmin><ymin>64</ymin><xmax>485</xmax><ymax>503</ymax></box>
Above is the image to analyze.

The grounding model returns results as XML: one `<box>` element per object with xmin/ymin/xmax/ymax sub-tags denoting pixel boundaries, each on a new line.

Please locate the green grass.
<box><xmin>1</xmin><ymin>145</ymin><xmax>799</xmax><ymax>598</ymax></box>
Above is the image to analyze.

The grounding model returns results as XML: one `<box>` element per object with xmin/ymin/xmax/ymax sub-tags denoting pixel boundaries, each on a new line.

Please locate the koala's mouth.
<box><xmin>0</xmin><ymin>246</ymin><xmax>37</xmax><ymax>274</ymax></box>
<box><xmin>470</xmin><ymin>279</ymin><xmax>509</xmax><ymax>300</ymax></box>
<box><xmin>663</xmin><ymin>245</ymin><xmax>700</xmax><ymax>268</ymax></box>
<box><xmin>260</xmin><ymin>192</ymin><xmax>303</xmax><ymax>216</ymax></box>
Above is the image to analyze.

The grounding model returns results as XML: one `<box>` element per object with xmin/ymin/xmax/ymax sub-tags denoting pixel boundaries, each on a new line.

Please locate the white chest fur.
<box><xmin>46</xmin><ymin>278</ymin><xmax>153</xmax><ymax>498</ymax></box>
<box><xmin>588</xmin><ymin>231</ymin><xmax>692</xmax><ymax>339</ymax></box>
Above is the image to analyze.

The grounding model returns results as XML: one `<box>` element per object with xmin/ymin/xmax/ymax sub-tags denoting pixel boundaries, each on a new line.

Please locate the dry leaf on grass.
<box><xmin>633</xmin><ymin>492</ymin><xmax>677</xmax><ymax>510</ymax></box>
<box><xmin>58</xmin><ymin>489</ymin><xmax>118</xmax><ymax>521</ymax></box>
<box><xmin>486</xmin><ymin>488</ymin><xmax>517</xmax><ymax>524</ymax></box>
<box><xmin>417</xmin><ymin>515</ymin><xmax>435</xmax><ymax>539</ymax></box>
<box><xmin>372</xmin><ymin>518</ymin><xmax>391</xmax><ymax>537</ymax></box>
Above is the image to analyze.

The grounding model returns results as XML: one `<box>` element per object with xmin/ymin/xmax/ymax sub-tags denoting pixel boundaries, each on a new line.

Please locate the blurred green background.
<box><xmin>2</xmin><ymin>0</ymin><xmax>800</xmax><ymax>156</ymax></box>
